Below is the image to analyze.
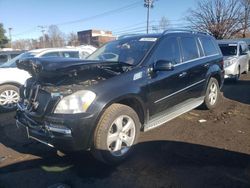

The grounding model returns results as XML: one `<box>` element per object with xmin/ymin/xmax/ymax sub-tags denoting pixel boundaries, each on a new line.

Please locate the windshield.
<box><xmin>219</xmin><ymin>45</ymin><xmax>238</xmax><ymax>56</ymax></box>
<box><xmin>0</xmin><ymin>52</ymin><xmax>37</xmax><ymax>68</ymax></box>
<box><xmin>87</xmin><ymin>37</ymin><xmax>158</xmax><ymax>65</ymax></box>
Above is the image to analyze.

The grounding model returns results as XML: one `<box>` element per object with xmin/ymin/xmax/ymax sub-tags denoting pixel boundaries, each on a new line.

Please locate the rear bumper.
<box><xmin>16</xmin><ymin>103</ymin><xmax>98</xmax><ymax>151</ymax></box>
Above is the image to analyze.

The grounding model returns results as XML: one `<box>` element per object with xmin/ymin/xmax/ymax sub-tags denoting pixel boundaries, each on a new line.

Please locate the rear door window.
<box><xmin>0</xmin><ymin>54</ymin><xmax>8</xmax><ymax>63</ymax></box>
<box><xmin>180</xmin><ymin>37</ymin><xmax>199</xmax><ymax>62</ymax></box>
<box><xmin>200</xmin><ymin>37</ymin><xmax>218</xmax><ymax>56</ymax></box>
<box><xmin>61</xmin><ymin>51</ymin><xmax>79</xmax><ymax>58</ymax></box>
<box><xmin>152</xmin><ymin>37</ymin><xmax>181</xmax><ymax>64</ymax></box>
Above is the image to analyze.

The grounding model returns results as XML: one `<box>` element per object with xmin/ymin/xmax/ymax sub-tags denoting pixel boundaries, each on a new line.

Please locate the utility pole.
<box><xmin>8</xmin><ymin>28</ymin><xmax>12</xmax><ymax>48</ymax></box>
<box><xmin>38</xmin><ymin>25</ymin><xmax>46</xmax><ymax>48</ymax></box>
<box><xmin>144</xmin><ymin>0</ymin><xmax>154</xmax><ymax>34</ymax></box>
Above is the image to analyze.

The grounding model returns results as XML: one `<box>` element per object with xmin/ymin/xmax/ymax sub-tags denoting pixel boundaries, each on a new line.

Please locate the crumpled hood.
<box><xmin>16</xmin><ymin>57</ymin><xmax>124</xmax><ymax>81</ymax></box>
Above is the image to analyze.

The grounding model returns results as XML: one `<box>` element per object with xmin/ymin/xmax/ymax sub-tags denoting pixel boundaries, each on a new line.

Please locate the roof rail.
<box><xmin>163</xmin><ymin>29</ymin><xmax>210</xmax><ymax>36</ymax></box>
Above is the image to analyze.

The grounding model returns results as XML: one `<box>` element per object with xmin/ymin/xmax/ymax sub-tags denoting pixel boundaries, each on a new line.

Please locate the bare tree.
<box><xmin>47</xmin><ymin>25</ymin><xmax>65</xmax><ymax>47</ymax></box>
<box><xmin>67</xmin><ymin>32</ymin><xmax>80</xmax><ymax>46</ymax></box>
<box><xmin>12</xmin><ymin>39</ymin><xmax>32</xmax><ymax>50</ymax></box>
<box><xmin>186</xmin><ymin>0</ymin><xmax>243</xmax><ymax>39</ymax></box>
<box><xmin>152</xmin><ymin>16</ymin><xmax>170</xmax><ymax>33</ymax></box>
<box><xmin>159</xmin><ymin>16</ymin><xmax>169</xmax><ymax>31</ymax></box>
<box><xmin>241</xmin><ymin>0</ymin><xmax>250</xmax><ymax>37</ymax></box>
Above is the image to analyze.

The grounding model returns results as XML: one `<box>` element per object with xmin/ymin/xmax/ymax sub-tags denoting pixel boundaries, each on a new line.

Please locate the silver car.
<box><xmin>218</xmin><ymin>40</ymin><xmax>249</xmax><ymax>81</ymax></box>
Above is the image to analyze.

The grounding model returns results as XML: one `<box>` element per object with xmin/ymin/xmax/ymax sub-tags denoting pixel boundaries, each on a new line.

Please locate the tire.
<box><xmin>202</xmin><ymin>78</ymin><xmax>220</xmax><ymax>110</ymax></box>
<box><xmin>92</xmin><ymin>103</ymin><xmax>140</xmax><ymax>165</ymax></box>
<box><xmin>244</xmin><ymin>62</ymin><xmax>249</xmax><ymax>74</ymax></box>
<box><xmin>0</xmin><ymin>85</ymin><xmax>20</xmax><ymax>112</ymax></box>
<box><xmin>234</xmin><ymin>66</ymin><xmax>241</xmax><ymax>82</ymax></box>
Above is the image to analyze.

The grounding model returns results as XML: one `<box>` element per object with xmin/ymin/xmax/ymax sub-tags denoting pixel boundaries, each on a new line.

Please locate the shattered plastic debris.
<box><xmin>237</xmin><ymin>130</ymin><xmax>245</xmax><ymax>134</ymax></box>
<box><xmin>0</xmin><ymin>156</ymin><xmax>7</xmax><ymax>162</ymax></box>
<box><xmin>198</xmin><ymin>119</ymin><xmax>207</xmax><ymax>123</ymax></box>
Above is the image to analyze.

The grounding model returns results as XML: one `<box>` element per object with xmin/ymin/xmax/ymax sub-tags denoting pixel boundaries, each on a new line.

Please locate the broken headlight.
<box><xmin>54</xmin><ymin>90</ymin><xmax>96</xmax><ymax>114</ymax></box>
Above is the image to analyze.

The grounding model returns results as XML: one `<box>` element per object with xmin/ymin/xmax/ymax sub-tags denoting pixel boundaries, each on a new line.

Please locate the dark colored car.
<box><xmin>16</xmin><ymin>30</ymin><xmax>224</xmax><ymax>164</ymax></box>
<box><xmin>0</xmin><ymin>51</ymin><xmax>24</xmax><ymax>64</ymax></box>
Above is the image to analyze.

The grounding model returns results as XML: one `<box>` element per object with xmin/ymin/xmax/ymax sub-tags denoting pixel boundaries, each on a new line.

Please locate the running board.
<box><xmin>143</xmin><ymin>97</ymin><xmax>204</xmax><ymax>132</ymax></box>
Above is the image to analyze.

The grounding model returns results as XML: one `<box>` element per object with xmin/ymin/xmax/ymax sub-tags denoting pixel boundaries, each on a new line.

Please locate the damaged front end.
<box><xmin>15</xmin><ymin>57</ymin><xmax>127</xmax><ymax>150</ymax></box>
<box><xmin>16</xmin><ymin>57</ymin><xmax>126</xmax><ymax>114</ymax></box>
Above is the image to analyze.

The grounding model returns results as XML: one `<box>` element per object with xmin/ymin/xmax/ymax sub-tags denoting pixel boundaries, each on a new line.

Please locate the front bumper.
<box><xmin>224</xmin><ymin>63</ymin><xmax>238</xmax><ymax>79</ymax></box>
<box><xmin>16</xmin><ymin>103</ymin><xmax>97</xmax><ymax>151</ymax></box>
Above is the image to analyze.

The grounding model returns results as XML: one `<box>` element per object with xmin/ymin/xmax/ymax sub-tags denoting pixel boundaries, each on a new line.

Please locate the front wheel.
<box><xmin>244</xmin><ymin>62</ymin><xmax>249</xmax><ymax>74</ymax></box>
<box><xmin>202</xmin><ymin>78</ymin><xmax>220</xmax><ymax>110</ymax></box>
<box><xmin>0</xmin><ymin>85</ymin><xmax>20</xmax><ymax>112</ymax></box>
<box><xmin>234</xmin><ymin>67</ymin><xmax>241</xmax><ymax>82</ymax></box>
<box><xmin>92</xmin><ymin>104</ymin><xmax>140</xmax><ymax>165</ymax></box>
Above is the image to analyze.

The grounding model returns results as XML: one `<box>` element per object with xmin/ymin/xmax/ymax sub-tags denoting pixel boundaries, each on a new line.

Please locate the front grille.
<box><xmin>22</xmin><ymin>82</ymin><xmax>53</xmax><ymax>115</ymax></box>
<box><xmin>35</xmin><ymin>89</ymin><xmax>51</xmax><ymax>114</ymax></box>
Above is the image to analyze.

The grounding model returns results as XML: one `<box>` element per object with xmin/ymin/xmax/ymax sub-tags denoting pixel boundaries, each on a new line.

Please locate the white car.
<box><xmin>0</xmin><ymin>47</ymin><xmax>96</xmax><ymax>111</ymax></box>
<box><xmin>218</xmin><ymin>40</ymin><xmax>249</xmax><ymax>81</ymax></box>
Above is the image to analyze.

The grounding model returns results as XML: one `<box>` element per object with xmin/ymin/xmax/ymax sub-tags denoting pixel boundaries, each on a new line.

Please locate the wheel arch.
<box><xmin>206</xmin><ymin>63</ymin><xmax>224</xmax><ymax>88</ymax></box>
<box><xmin>99</xmin><ymin>95</ymin><xmax>146</xmax><ymax>127</ymax></box>
<box><xmin>0</xmin><ymin>82</ymin><xmax>22</xmax><ymax>88</ymax></box>
<box><xmin>87</xmin><ymin>95</ymin><xmax>146</xmax><ymax>150</ymax></box>
<box><xmin>210</xmin><ymin>73</ymin><xmax>222</xmax><ymax>88</ymax></box>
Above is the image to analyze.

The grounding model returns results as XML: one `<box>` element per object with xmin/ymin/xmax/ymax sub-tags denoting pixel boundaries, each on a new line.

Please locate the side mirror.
<box><xmin>241</xmin><ymin>51</ymin><xmax>248</xmax><ymax>55</ymax></box>
<box><xmin>154</xmin><ymin>60</ymin><xmax>174</xmax><ymax>71</ymax></box>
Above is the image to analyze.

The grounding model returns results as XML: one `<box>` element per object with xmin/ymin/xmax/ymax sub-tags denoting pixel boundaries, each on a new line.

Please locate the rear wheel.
<box><xmin>0</xmin><ymin>85</ymin><xmax>20</xmax><ymax>112</ymax></box>
<box><xmin>92</xmin><ymin>104</ymin><xmax>140</xmax><ymax>165</ymax></box>
<box><xmin>202</xmin><ymin>78</ymin><xmax>220</xmax><ymax>110</ymax></box>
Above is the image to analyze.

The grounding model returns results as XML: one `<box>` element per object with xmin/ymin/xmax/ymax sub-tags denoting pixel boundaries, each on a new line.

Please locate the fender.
<box><xmin>204</xmin><ymin>61</ymin><xmax>224</xmax><ymax>95</ymax></box>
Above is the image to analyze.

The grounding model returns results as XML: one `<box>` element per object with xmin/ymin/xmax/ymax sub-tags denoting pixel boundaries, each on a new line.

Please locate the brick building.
<box><xmin>77</xmin><ymin>29</ymin><xmax>116</xmax><ymax>47</ymax></box>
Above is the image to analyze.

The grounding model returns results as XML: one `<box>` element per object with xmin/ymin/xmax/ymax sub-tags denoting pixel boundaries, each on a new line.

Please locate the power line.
<box><xmin>12</xmin><ymin>27</ymin><xmax>38</xmax><ymax>37</ymax></box>
<box><xmin>55</xmin><ymin>0</ymin><xmax>141</xmax><ymax>26</ymax></box>
<box><xmin>113</xmin><ymin>20</ymin><xmax>157</xmax><ymax>33</ymax></box>
<box><xmin>112</xmin><ymin>21</ymin><xmax>146</xmax><ymax>31</ymax></box>
<box><xmin>11</xmin><ymin>0</ymin><xmax>141</xmax><ymax>37</ymax></box>
<box><xmin>114</xmin><ymin>26</ymin><xmax>148</xmax><ymax>34</ymax></box>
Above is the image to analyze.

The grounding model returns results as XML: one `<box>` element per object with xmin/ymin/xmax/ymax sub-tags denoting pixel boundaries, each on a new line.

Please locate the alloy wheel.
<box><xmin>208</xmin><ymin>82</ymin><xmax>218</xmax><ymax>105</ymax></box>
<box><xmin>0</xmin><ymin>89</ymin><xmax>20</xmax><ymax>109</ymax></box>
<box><xmin>107</xmin><ymin>115</ymin><xmax>136</xmax><ymax>157</ymax></box>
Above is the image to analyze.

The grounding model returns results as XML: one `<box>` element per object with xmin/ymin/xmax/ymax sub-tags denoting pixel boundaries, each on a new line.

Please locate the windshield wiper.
<box><xmin>117</xmin><ymin>61</ymin><xmax>134</xmax><ymax>66</ymax></box>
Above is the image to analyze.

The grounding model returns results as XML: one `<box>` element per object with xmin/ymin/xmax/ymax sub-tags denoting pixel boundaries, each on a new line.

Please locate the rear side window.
<box><xmin>153</xmin><ymin>37</ymin><xmax>181</xmax><ymax>64</ymax></box>
<box><xmin>200</xmin><ymin>37</ymin><xmax>218</xmax><ymax>56</ymax></box>
<box><xmin>62</xmin><ymin>51</ymin><xmax>79</xmax><ymax>58</ymax></box>
<box><xmin>0</xmin><ymin>54</ymin><xmax>8</xmax><ymax>63</ymax></box>
<box><xmin>240</xmin><ymin>43</ymin><xmax>248</xmax><ymax>54</ymax></box>
<box><xmin>10</xmin><ymin>54</ymin><xmax>19</xmax><ymax>58</ymax></box>
<box><xmin>80</xmin><ymin>51</ymin><xmax>90</xmax><ymax>59</ymax></box>
<box><xmin>42</xmin><ymin>52</ymin><xmax>60</xmax><ymax>57</ymax></box>
<box><xmin>180</xmin><ymin>37</ymin><xmax>199</xmax><ymax>62</ymax></box>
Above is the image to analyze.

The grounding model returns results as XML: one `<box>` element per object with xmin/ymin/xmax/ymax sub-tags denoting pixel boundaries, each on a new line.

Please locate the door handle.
<box><xmin>179</xmin><ymin>72</ymin><xmax>187</xmax><ymax>78</ymax></box>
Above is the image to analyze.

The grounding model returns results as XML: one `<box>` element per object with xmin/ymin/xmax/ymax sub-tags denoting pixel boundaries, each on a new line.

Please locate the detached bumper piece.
<box><xmin>16</xmin><ymin>104</ymin><xmax>76</xmax><ymax>151</ymax></box>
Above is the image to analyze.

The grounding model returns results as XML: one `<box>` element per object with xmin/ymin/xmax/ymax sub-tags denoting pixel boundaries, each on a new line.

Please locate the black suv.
<box><xmin>16</xmin><ymin>30</ymin><xmax>224</xmax><ymax>164</ymax></box>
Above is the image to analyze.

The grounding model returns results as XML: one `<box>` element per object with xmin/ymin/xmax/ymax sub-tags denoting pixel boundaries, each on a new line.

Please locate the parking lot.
<box><xmin>0</xmin><ymin>73</ymin><xmax>249</xmax><ymax>188</ymax></box>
